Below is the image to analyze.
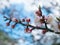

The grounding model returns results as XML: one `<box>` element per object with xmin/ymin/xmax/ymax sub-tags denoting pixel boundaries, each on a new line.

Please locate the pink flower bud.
<box><xmin>36</xmin><ymin>10</ymin><xmax>42</xmax><ymax>17</ymax></box>
<box><xmin>29</xmin><ymin>29</ymin><xmax>32</xmax><ymax>33</ymax></box>
<box><xmin>11</xmin><ymin>25</ymin><xmax>15</xmax><ymax>28</ymax></box>
<box><xmin>25</xmin><ymin>28</ymin><xmax>32</xmax><ymax>33</ymax></box>
<box><xmin>12</xmin><ymin>18</ymin><xmax>18</xmax><ymax>22</ymax></box>
<box><xmin>42</xmin><ymin>30</ymin><xmax>47</xmax><ymax>34</ymax></box>
<box><xmin>25</xmin><ymin>28</ymin><xmax>29</xmax><ymax>33</ymax></box>
<box><xmin>26</xmin><ymin>18</ymin><xmax>30</xmax><ymax>22</ymax></box>
<box><xmin>6</xmin><ymin>22</ymin><xmax>10</xmax><ymax>26</ymax></box>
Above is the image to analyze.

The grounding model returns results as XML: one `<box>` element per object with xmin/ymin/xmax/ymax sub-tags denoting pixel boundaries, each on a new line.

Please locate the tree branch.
<box><xmin>4</xmin><ymin>16</ymin><xmax>60</xmax><ymax>34</ymax></box>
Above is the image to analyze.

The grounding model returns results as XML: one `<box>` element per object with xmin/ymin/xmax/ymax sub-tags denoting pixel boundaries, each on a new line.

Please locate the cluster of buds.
<box><xmin>35</xmin><ymin>6</ymin><xmax>46</xmax><ymax>24</ymax></box>
<box><xmin>4</xmin><ymin>15</ymin><xmax>31</xmax><ymax>29</ymax></box>
<box><xmin>6</xmin><ymin>22</ymin><xmax>17</xmax><ymax>29</ymax></box>
<box><xmin>24</xmin><ymin>18</ymin><xmax>31</xmax><ymax>33</ymax></box>
<box><xmin>22</xmin><ymin>18</ymin><xmax>30</xmax><ymax>23</ymax></box>
<box><xmin>3</xmin><ymin>5</ymin><xmax>60</xmax><ymax>34</ymax></box>
<box><xmin>4</xmin><ymin>16</ymin><xmax>18</xmax><ymax>28</ymax></box>
<box><xmin>35</xmin><ymin>6</ymin><xmax>48</xmax><ymax>34</ymax></box>
<box><xmin>25</xmin><ymin>28</ymin><xmax>32</xmax><ymax>33</ymax></box>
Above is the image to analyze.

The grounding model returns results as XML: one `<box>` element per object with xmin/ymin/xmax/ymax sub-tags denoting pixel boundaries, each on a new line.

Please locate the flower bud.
<box><xmin>25</xmin><ymin>28</ymin><xmax>32</xmax><ymax>33</ymax></box>
<box><xmin>40</xmin><ymin>19</ymin><xmax>45</xmax><ymax>23</ymax></box>
<box><xmin>11</xmin><ymin>25</ymin><xmax>15</xmax><ymax>28</ymax></box>
<box><xmin>12</xmin><ymin>18</ymin><xmax>18</xmax><ymax>22</ymax></box>
<box><xmin>25</xmin><ymin>28</ymin><xmax>29</xmax><ymax>33</ymax></box>
<box><xmin>26</xmin><ymin>18</ymin><xmax>30</xmax><ymax>22</ymax></box>
<box><xmin>36</xmin><ymin>10</ymin><xmax>42</xmax><ymax>17</ymax></box>
<box><xmin>29</xmin><ymin>29</ymin><xmax>32</xmax><ymax>33</ymax></box>
<box><xmin>42</xmin><ymin>30</ymin><xmax>47</xmax><ymax>34</ymax></box>
<box><xmin>6</xmin><ymin>22</ymin><xmax>10</xmax><ymax>26</ymax></box>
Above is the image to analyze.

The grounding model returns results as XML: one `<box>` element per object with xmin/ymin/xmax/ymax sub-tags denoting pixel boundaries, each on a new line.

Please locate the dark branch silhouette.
<box><xmin>3</xmin><ymin>16</ymin><xmax>60</xmax><ymax>34</ymax></box>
